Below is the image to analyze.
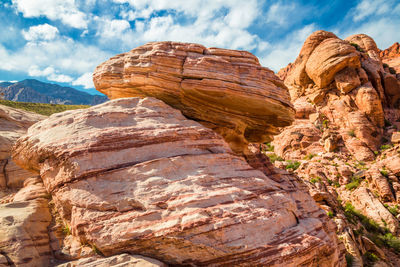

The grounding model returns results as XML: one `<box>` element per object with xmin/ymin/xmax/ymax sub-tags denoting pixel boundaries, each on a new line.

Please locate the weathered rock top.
<box><xmin>93</xmin><ymin>41</ymin><xmax>295</xmax><ymax>154</ymax></box>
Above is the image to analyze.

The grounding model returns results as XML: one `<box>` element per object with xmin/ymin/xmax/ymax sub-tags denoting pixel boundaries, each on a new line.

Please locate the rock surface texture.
<box><xmin>93</xmin><ymin>41</ymin><xmax>295</xmax><ymax>154</ymax></box>
<box><xmin>277</xmin><ymin>31</ymin><xmax>400</xmax><ymax>161</ymax></box>
<box><xmin>0</xmin><ymin>104</ymin><xmax>45</xmax><ymax>191</ymax></box>
<box><xmin>273</xmin><ymin>31</ymin><xmax>400</xmax><ymax>266</ymax></box>
<box><xmin>13</xmin><ymin>97</ymin><xmax>344</xmax><ymax>266</ymax></box>
<box><xmin>381</xmin><ymin>42</ymin><xmax>400</xmax><ymax>73</ymax></box>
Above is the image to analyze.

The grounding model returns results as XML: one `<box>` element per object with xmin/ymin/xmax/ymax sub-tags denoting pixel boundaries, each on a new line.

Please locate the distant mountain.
<box><xmin>0</xmin><ymin>79</ymin><xmax>108</xmax><ymax>105</ymax></box>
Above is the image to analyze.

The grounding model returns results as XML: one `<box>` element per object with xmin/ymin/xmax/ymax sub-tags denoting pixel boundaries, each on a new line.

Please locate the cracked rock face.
<box><xmin>93</xmin><ymin>41</ymin><xmax>295</xmax><ymax>154</ymax></box>
<box><xmin>13</xmin><ymin>97</ymin><xmax>343</xmax><ymax>266</ymax></box>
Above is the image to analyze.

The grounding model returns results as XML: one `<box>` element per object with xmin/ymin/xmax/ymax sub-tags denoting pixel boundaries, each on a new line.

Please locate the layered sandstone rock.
<box><xmin>277</xmin><ymin>31</ymin><xmax>399</xmax><ymax>161</ymax></box>
<box><xmin>13</xmin><ymin>97</ymin><xmax>343</xmax><ymax>266</ymax></box>
<box><xmin>381</xmin><ymin>42</ymin><xmax>400</xmax><ymax>73</ymax></box>
<box><xmin>272</xmin><ymin>31</ymin><xmax>400</xmax><ymax>266</ymax></box>
<box><xmin>0</xmin><ymin>197</ymin><xmax>52</xmax><ymax>266</ymax></box>
<box><xmin>93</xmin><ymin>41</ymin><xmax>295</xmax><ymax>154</ymax></box>
<box><xmin>0</xmin><ymin>104</ymin><xmax>45</xmax><ymax>190</ymax></box>
<box><xmin>56</xmin><ymin>254</ymin><xmax>167</xmax><ymax>267</ymax></box>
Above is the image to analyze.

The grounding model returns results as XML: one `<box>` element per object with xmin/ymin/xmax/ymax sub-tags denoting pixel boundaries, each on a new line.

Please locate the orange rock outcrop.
<box><xmin>13</xmin><ymin>97</ymin><xmax>345</xmax><ymax>266</ymax></box>
<box><xmin>93</xmin><ymin>41</ymin><xmax>295</xmax><ymax>154</ymax></box>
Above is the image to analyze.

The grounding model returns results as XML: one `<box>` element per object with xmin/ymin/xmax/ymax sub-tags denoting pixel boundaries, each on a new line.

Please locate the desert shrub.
<box><xmin>363</xmin><ymin>252</ymin><xmax>379</xmax><ymax>266</ymax></box>
<box><xmin>346</xmin><ymin>177</ymin><xmax>360</xmax><ymax>190</ymax></box>
<box><xmin>383</xmin><ymin>63</ymin><xmax>389</xmax><ymax>68</ymax></box>
<box><xmin>327</xmin><ymin>211</ymin><xmax>334</xmax><ymax>218</ymax></box>
<box><xmin>350</xmin><ymin>42</ymin><xmax>365</xmax><ymax>52</ymax></box>
<box><xmin>267</xmin><ymin>153</ymin><xmax>284</xmax><ymax>163</ymax></box>
<box><xmin>322</xmin><ymin>119</ymin><xmax>329</xmax><ymax>129</ymax></box>
<box><xmin>285</xmin><ymin>160</ymin><xmax>300</xmax><ymax>170</ymax></box>
<box><xmin>348</xmin><ymin>129</ymin><xmax>356</xmax><ymax>137</ymax></box>
<box><xmin>62</xmin><ymin>223</ymin><xmax>71</xmax><ymax>235</ymax></box>
<box><xmin>264</xmin><ymin>142</ymin><xmax>274</xmax><ymax>152</ymax></box>
<box><xmin>388</xmin><ymin>205</ymin><xmax>399</xmax><ymax>217</ymax></box>
<box><xmin>310</xmin><ymin>176</ymin><xmax>322</xmax><ymax>184</ymax></box>
<box><xmin>380</xmin><ymin>144</ymin><xmax>392</xmax><ymax>151</ymax></box>
<box><xmin>389</xmin><ymin>67</ymin><xmax>396</xmax><ymax>74</ymax></box>
<box><xmin>304</xmin><ymin>153</ymin><xmax>316</xmax><ymax>160</ymax></box>
<box><xmin>380</xmin><ymin>168</ymin><xmax>389</xmax><ymax>177</ymax></box>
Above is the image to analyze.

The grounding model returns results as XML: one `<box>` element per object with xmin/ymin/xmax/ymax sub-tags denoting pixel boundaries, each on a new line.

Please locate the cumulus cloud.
<box><xmin>72</xmin><ymin>72</ymin><xmax>93</xmax><ymax>89</ymax></box>
<box><xmin>259</xmin><ymin>24</ymin><xmax>316</xmax><ymax>71</ymax></box>
<box><xmin>22</xmin><ymin>24</ymin><xmax>59</xmax><ymax>41</ymax></box>
<box><xmin>109</xmin><ymin>0</ymin><xmax>263</xmax><ymax>51</ymax></box>
<box><xmin>28</xmin><ymin>65</ymin><xmax>73</xmax><ymax>83</ymax></box>
<box><xmin>12</xmin><ymin>0</ymin><xmax>88</xmax><ymax>29</ymax></box>
<box><xmin>98</xmin><ymin>19</ymin><xmax>130</xmax><ymax>39</ymax></box>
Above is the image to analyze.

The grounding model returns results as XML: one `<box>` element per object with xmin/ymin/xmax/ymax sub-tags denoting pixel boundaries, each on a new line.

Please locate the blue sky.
<box><xmin>1</xmin><ymin>0</ymin><xmax>399</xmax><ymax>95</ymax></box>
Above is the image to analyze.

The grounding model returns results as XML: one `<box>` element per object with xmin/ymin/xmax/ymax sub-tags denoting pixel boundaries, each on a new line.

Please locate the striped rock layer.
<box><xmin>93</xmin><ymin>41</ymin><xmax>295</xmax><ymax>154</ymax></box>
<box><xmin>13</xmin><ymin>98</ymin><xmax>343</xmax><ymax>266</ymax></box>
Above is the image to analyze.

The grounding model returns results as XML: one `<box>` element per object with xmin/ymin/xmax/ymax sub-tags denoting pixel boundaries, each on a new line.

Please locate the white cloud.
<box><xmin>342</xmin><ymin>0</ymin><xmax>400</xmax><ymax>49</ymax></box>
<box><xmin>22</xmin><ymin>23</ymin><xmax>59</xmax><ymax>41</ymax></box>
<box><xmin>266</xmin><ymin>2</ymin><xmax>296</xmax><ymax>26</ymax></box>
<box><xmin>109</xmin><ymin>0</ymin><xmax>262</xmax><ymax>51</ymax></box>
<box><xmin>72</xmin><ymin>72</ymin><xmax>93</xmax><ymax>89</ymax></box>
<box><xmin>28</xmin><ymin>65</ymin><xmax>73</xmax><ymax>83</ymax></box>
<box><xmin>259</xmin><ymin>24</ymin><xmax>316</xmax><ymax>71</ymax></box>
<box><xmin>99</xmin><ymin>19</ymin><xmax>130</xmax><ymax>39</ymax></box>
<box><xmin>352</xmin><ymin>0</ymin><xmax>391</xmax><ymax>22</ymax></box>
<box><xmin>12</xmin><ymin>0</ymin><xmax>88</xmax><ymax>29</ymax></box>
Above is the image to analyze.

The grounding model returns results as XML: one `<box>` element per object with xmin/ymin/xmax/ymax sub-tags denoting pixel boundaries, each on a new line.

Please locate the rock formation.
<box><xmin>93</xmin><ymin>41</ymin><xmax>295</xmax><ymax>154</ymax></box>
<box><xmin>274</xmin><ymin>31</ymin><xmax>400</xmax><ymax>266</ymax></box>
<box><xmin>0</xmin><ymin>106</ymin><xmax>52</xmax><ymax>266</ymax></box>
<box><xmin>277</xmin><ymin>31</ymin><xmax>400</xmax><ymax>161</ymax></box>
<box><xmin>12</xmin><ymin>97</ymin><xmax>344</xmax><ymax>266</ymax></box>
<box><xmin>0</xmin><ymin>104</ymin><xmax>45</xmax><ymax>193</ymax></box>
<box><xmin>381</xmin><ymin>42</ymin><xmax>400</xmax><ymax>74</ymax></box>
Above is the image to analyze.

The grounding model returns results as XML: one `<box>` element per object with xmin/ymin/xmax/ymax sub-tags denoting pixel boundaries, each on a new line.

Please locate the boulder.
<box><xmin>93</xmin><ymin>41</ymin><xmax>295</xmax><ymax>154</ymax></box>
<box><xmin>345</xmin><ymin>34</ymin><xmax>381</xmax><ymax>61</ymax></box>
<box><xmin>0</xmin><ymin>104</ymin><xmax>45</xmax><ymax>189</ymax></box>
<box><xmin>305</xmin><ymin>38</ymin><xmax>360</xmax><ymax>88</ymax></box>
<box><xmin>0</xmin><ymin>198</ymin><xmax>52</xmax><ymax>266</ymax></box>
<box><xmin>13</xmin><ymin>97</ymin><xmax>343</xmax><ymax>266</ymax></box>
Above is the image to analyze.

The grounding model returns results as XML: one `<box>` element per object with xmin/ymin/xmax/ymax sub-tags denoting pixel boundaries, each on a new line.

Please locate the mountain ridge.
<box><xmin>0</xmin><ymin>79</ymin><xmax>107</xmax><ymax>105</ymax></box>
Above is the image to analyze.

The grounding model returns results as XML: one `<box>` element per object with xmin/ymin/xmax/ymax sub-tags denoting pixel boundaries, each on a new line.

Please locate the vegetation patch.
<box><xmin>285</xmin><ymin>160</ymin><xmax>301</xmax><ymax>170</ymax></box>
<box><xmin>346</xmin><ymin>177</ymin><xmax>360</xmax><ymax>190</ymax></box>
<box><xmin>344</xmin><ymin>203</ymin><xmax>400</xmax><ymax>253</ymax></box>
<box><xmin>304</xmin><ymin>153</ymin><xmax>316</xmax><ymax>160</ymax></box>
<box><xmin>310</xmin><ymin>176</ymin><xmax>322</xmax><ymax>184</ymax></box>
<box><xmin>348</xmin><ymin>129</ymin><xmax>356</xmax><ymax>137</ymax></box>
<box><xmin>0</xmin><ymin>99</ymin><xmax>89</xmax><ymax>116</ymax></box>
<box><xmin>266</xmin><ymin>153</ymin><xmax>284</xmax><ymax>163</ymax></box>
<box><xmin>263</xmin><ymin>142</ymin><xmax>274</xmax><ymax>152</ymax></box>
<box><xmin>350</xmin><ymin>42</ymin><xmax>365</xmax><ymax>52</ymax></box>
<box><xmin>380</xmin><ymin>168</ymin><xmax>389</xmax><ymax>177</ymax></box>
<box><xmin>380</xmin><ymin>144</ymin><xmax>393</xmax><ymax>151</ymax></box>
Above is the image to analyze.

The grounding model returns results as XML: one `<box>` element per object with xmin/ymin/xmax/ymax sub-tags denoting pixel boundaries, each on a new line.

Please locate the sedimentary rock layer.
<box><xmin>277</xmin><ymin>31</ymin><xmax>400</xmax><ymax>161</ymax></box>
<box><xmin>0</xmin><ymin>104</ymin><xmax>45</xmax><ymax>189</ymax></box>
<box><xmin>93</xmin><ymin>42</ymin><xmax>295</xmax><ymax>153</ymax></box>
<box><xmin>13</xmin><ymin>97</ymin><xmax>343</xmax><ymax>266</ymax></box>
